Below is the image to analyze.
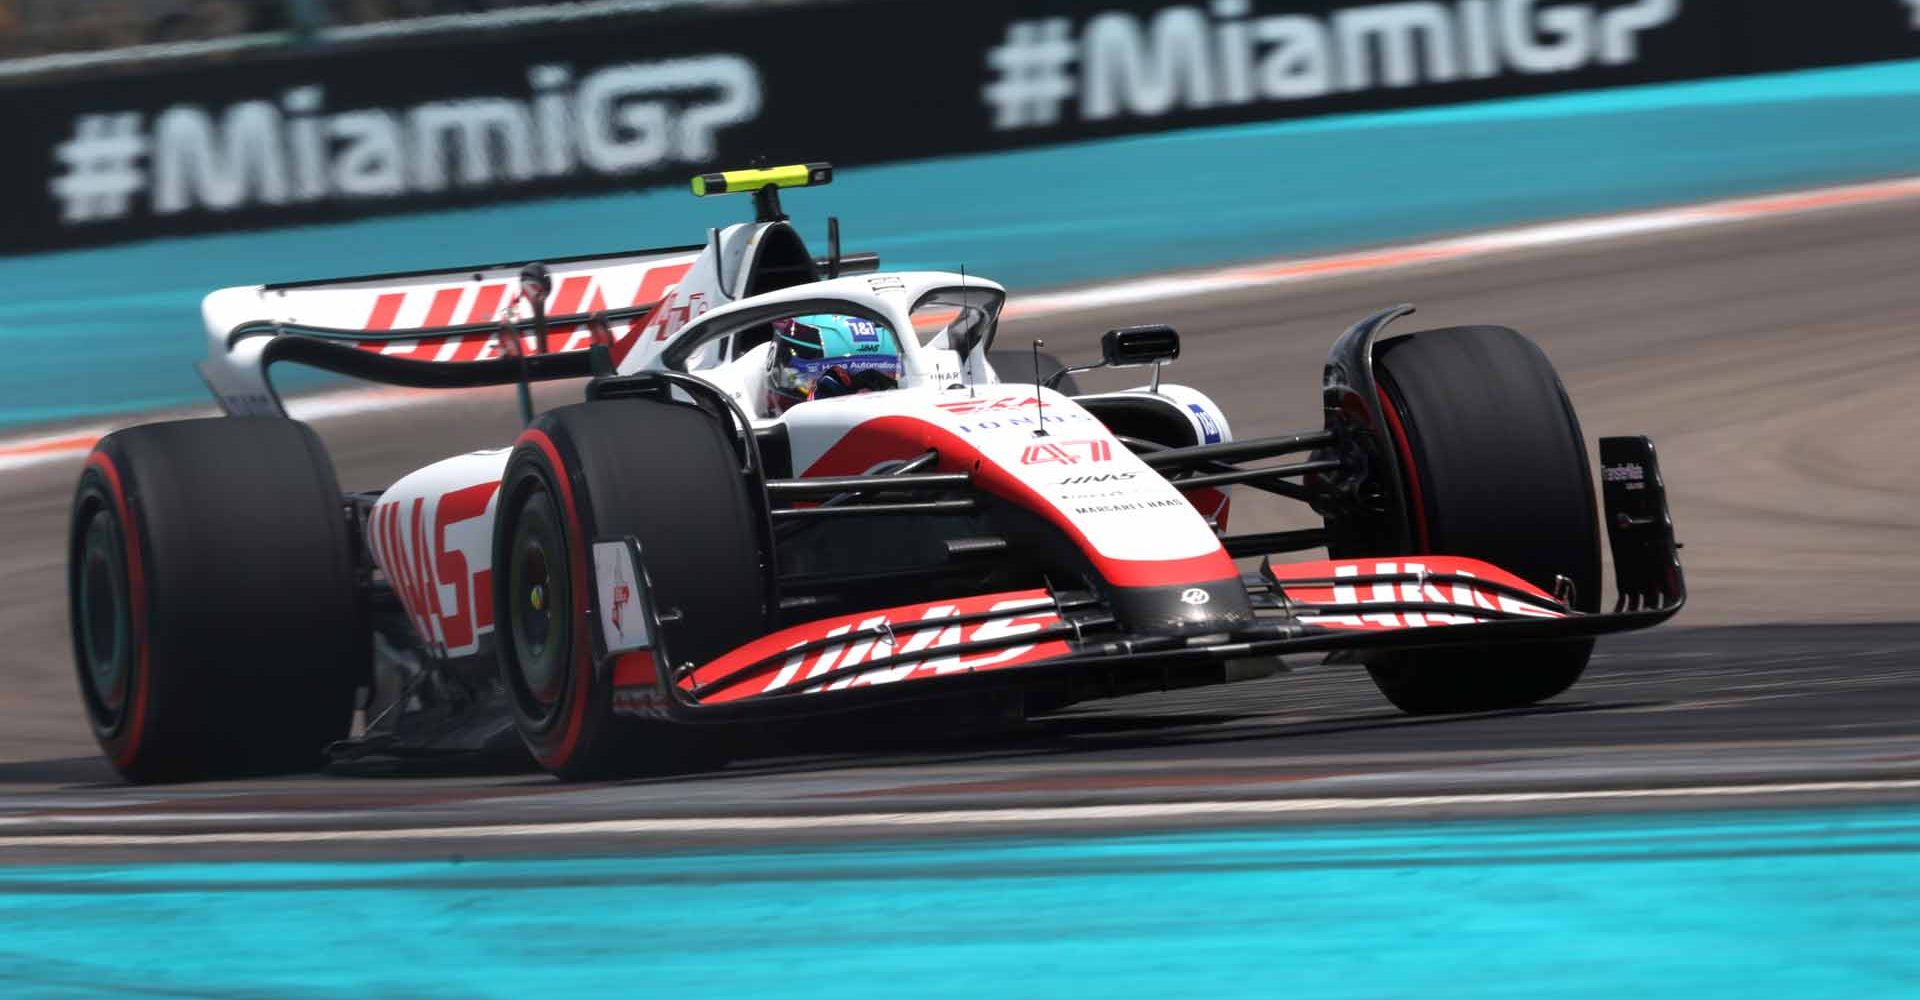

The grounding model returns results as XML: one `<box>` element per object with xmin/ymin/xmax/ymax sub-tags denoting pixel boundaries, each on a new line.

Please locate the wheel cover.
<box><xmin>506</xmin><ymin>487</ymin><xmax>571</xmax><ymax>722</ymax></box>
<box><xmin>75</xmin><ymin>505</ymin><xmax>131</xmax><ymax>726</ymax></box>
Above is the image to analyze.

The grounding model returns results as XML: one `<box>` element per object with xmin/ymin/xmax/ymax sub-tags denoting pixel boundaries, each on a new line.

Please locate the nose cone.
<box><xmin>1108</xmin><ymin>576</ymin><xmax>1252</xmax><ymax>634</ymax></box>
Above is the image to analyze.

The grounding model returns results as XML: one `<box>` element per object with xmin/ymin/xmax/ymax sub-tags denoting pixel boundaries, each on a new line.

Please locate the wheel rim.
<box><xmin>506</xmin><ymin>486</ymin><xmax>571</xmax><ymax>720</ymax></box>
<box><xmin>75</xmin><ymin>505</ymin><xmax>131</xmax><ymax>725</ymax></box>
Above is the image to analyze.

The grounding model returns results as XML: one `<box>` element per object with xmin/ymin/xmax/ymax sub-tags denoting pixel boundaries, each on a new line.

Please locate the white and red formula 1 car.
<box><xmin>68</xmin><ymin>164</ymin><xmax>1683</xmax><ymax>782</ymax></box>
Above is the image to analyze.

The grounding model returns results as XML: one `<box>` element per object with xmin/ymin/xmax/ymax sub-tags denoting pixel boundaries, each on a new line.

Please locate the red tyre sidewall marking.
<box><xmin>85</xmin><ymin>451</ymin><xmax>150</xmax><ymax>770</ymax></box>
<box><xmin>515</xmin><ymin>429</ymin><xmax>594</xmax><ymax>771</ymax></box>
<box><xmin>1376</xmin><ymin>383</ymin><xmax>1432</xmax><ymax>553</ymax></box>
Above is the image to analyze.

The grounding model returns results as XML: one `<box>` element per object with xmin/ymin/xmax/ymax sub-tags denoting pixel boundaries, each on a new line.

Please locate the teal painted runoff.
<box><xmin>8</xmin><ymin>58</ymin><xmax>1920</xmax><ymax>427</ymax></box>
<box><xmin>0</xmin><ymin>805</ymin><xmax>1916</xmax><ymax>998</ymax></box>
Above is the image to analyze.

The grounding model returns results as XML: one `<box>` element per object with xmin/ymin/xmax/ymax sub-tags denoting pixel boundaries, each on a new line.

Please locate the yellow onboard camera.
<box><xmin>692</xmin><ymin>162</ymin><xmax>833</xmax><ymax>222</ymax></box>
<box><xmin>690</xmin><ymin>162</ymin><xmax>833</xmax><ymax>197</ymax></box>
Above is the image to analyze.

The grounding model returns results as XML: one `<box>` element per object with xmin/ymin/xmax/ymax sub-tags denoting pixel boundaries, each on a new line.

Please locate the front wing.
<box><xmin>595</xmin><ymin>437</ymin><xmax>1684</xmax><ymax>722</ymax></box>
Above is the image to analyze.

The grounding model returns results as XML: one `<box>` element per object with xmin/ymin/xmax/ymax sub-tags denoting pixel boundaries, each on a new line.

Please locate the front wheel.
<box><xmin>493</xmin><ymin>397</ymin><xmax>772</xmax><ymax>779</ymax></box>
<box><xmin>1333</xmin><ymin>325</ymin><xmax>1602</xmax><ymax>714</ymax></box>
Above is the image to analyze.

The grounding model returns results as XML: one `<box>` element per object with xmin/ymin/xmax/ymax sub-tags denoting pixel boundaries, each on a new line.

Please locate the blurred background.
<box><xmin>2</xmin><ymin>0</ymin><xmax>601</xmax><ymax>57</ymax></box>
<box><xmin>2</xmin><ymin>3</ymin><xmax>1919</xmax><ymax>998</ymax></box>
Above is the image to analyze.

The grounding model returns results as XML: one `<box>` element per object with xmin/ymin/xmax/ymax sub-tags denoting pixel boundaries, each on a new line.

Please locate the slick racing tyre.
<box><xmin>494</xmin><ymin>397</ymin><xmax>772</xmax><ymax>780</ymax></box>
<box><xmin>1335</xmin><ymin>326</ymin><xmax>1602</xmax><ymax>714</ymax></box>
<box><xmin>990</xmin><ymin>349</ymin><xmax>1079</xmax><ymax>395</ymax></box>
<box><xmin>69</xmin><ymin>418</ymin><xmax>368</xmax><ymax>783</ymax></box>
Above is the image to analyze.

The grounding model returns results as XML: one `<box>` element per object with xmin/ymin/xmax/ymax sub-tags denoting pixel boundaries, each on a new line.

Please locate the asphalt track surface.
<box><xmin>2</xmin><ymin>195</ymin><xmax>1919</xmax><ymax>861</ymax></box>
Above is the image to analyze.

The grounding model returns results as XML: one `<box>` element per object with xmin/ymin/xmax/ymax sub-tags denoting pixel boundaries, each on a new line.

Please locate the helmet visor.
<box><xmin>768</xmin><ymin>354</ymin><xmax>902</xmax><ymax>401</ymax></box>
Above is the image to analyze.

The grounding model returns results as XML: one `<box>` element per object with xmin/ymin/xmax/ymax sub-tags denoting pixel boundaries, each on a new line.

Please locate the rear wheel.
<box><xmin>68</xmin><ymin>418</ymin><xmax>367</xmax><ymax>782</ymax></box>
<box><xmin>1334</xmin><ymin>326</ymin><xmax>1601</xmax><ymax>714</ymax></box>
<box><xmin>494</xmin><ymin>397</ymin><xmax>772</xmax><ymax>779</ymax></box>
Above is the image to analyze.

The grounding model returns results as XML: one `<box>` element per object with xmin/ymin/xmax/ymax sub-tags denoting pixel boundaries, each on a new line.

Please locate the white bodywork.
<box><xmin>197</xmin><ymin>219</ymin><xmax>1238</xmax><ymax>662</ymax></box>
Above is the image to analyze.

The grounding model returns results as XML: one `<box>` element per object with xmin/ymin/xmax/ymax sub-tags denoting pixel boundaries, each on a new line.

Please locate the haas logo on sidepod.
<box><xmin>369</xmin><ymin>483</ymin><xmax>501</xmax><ymax>658</ymax></box>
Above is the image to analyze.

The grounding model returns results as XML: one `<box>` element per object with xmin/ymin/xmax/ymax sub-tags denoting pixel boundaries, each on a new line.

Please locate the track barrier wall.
<box><xmin>8</xmin><ymin>0</ymin><xmax>1920</xmax><ymax>255</ymax></box>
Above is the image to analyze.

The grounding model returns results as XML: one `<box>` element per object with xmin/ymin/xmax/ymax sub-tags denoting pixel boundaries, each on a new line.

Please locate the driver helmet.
<box><xmin>764</xmin><ymin>314</ymin><xmax>903</xmax><ymax>413</ymax></box>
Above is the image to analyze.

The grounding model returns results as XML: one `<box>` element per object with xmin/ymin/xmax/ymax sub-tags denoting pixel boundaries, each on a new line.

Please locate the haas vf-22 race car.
<box><xmin>68</xmin><ymin>163</ymin><xmax>1684</xmax><ymax>782</ymax></box>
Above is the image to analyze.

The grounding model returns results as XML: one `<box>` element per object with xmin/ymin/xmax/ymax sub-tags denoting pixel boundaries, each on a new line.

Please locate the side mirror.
<box><xmin>1041</xmin><ymin>324</ymin><xmax>1182</xmax><ymax>392</ymax></box>
<box><xmin>1102</xmin><ymin>325</ymin><xmax>1180</xmax><ymax>367</ymax></box>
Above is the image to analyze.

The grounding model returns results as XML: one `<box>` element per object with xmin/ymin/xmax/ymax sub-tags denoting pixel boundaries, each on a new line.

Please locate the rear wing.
<box><xmin>196</xmin><ymin>160</ymin><xmax>873</xmax><ymax>417</ymax></box>
<box><xmin>196</xmin><ymin>244</ymin><xmax>707</xmax><ymax>416</ymax></box>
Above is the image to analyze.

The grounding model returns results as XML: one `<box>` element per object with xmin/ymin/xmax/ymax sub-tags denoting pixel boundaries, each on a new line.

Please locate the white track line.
<box><xmin>3</xmin><ymin>779</ymin><xmax>1918</xmax><ymax>848</ymax></box>
<box><xmin>6</xmin><ymin>172</ymin><xmax>1919</xmax><ymax>474</ymax></box>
